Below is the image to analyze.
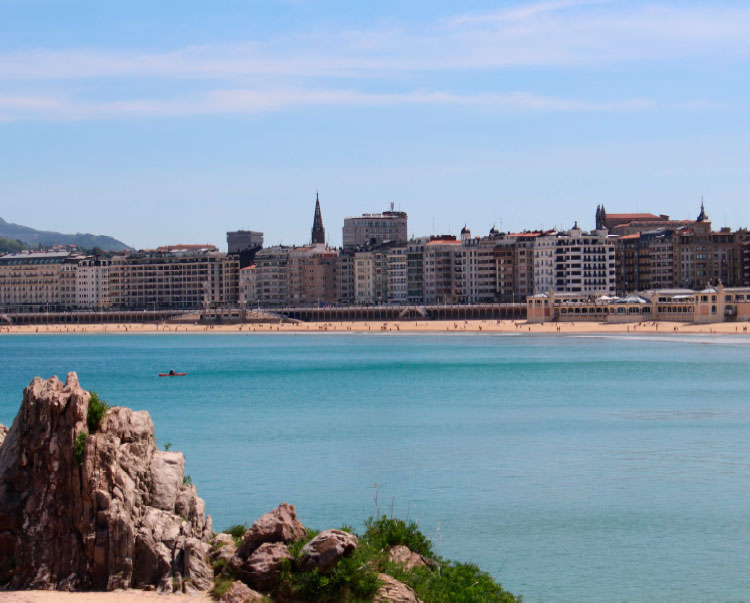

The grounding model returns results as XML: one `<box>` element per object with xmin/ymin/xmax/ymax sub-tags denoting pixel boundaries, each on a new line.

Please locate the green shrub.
<box><xmin>384</xmin><ymin>559</ymin><xmax>520</xmax><ymax>603</ymax></box>
<box><xmin>212</xmin><ymin>574</ymin><xmax>235</xmax><ymax>599</ymax></box>
<box><xmin>364</xmin><ymin>515</ymin><xmax>434</xmax><ymax>557</ymax></box>
<box><xmin>278</xmin><ymin>532</ymin><xmax>381</xmax><ymax>602</ymax></box>
<box><xmin>183</xmin><ymin>475</ymin><xmax>193</xmax><ymax>486</ymax></box>
<box><xmin>222</xmin><ymin>524</ymin><xmax>248</xmax><ymax>539</ymax></box>
<box><xmin>86</xmin><ymin>392</ymin><xmax>110</xmax><ymax>433</ymax></box>
<box><xmin>73</xmin><ymin>431</ymin><xmax>88</xmax><ymax>465</ymax></box>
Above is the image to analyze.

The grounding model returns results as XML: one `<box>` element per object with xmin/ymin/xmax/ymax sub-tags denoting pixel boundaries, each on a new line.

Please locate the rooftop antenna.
<box><xmin>390</xmin><ymin>201</ymin><xmax>395</xmax><ymax>212</ymax></box>
<box><xmin>500</xmin><ymin>218</ymin><xmax>503</xmax><ymax>232</ymax></box>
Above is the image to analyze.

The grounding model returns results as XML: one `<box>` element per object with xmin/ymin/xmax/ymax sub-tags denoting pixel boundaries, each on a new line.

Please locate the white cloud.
<box><xmin>0</xmin><ymin>88</ymin><xmax>710</xmax><ymax>122</ymax></box>
<box><xmin>0</xmin><ymin>4</ymin><xmax>748</xmax><ymax>81</ymax></box>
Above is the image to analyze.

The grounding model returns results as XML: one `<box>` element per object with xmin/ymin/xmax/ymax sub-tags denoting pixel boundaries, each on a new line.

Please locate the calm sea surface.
<box><xmin>2</xmin><ymin>333</ymin><xmax>750</xmax><ymax>601</ymax></box>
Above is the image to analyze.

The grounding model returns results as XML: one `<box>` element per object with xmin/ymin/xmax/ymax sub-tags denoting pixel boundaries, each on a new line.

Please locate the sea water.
<box><xmin>2</xmin><ymin>333</ymin><xmax>750</xmax><ymax>602</ymax></box>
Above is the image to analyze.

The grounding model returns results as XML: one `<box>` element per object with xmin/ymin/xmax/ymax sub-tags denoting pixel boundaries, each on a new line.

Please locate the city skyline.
<box><xmin>2</xmin><ymin>1</ymin><xmax>749</xmax><ymax>249</ymax></box>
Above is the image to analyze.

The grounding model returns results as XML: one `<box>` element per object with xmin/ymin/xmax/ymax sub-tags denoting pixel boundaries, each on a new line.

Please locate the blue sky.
<box><xmin>1</xmin><ymin>0</ymin><xmax>749</xmax><ymax>249</ymax></box>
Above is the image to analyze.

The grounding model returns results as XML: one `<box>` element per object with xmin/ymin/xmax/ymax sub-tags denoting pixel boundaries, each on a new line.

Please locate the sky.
<box><xmin>1</xmin><ymin>0</ymin><xmax>749</xmax><ymax>250</ymax></box>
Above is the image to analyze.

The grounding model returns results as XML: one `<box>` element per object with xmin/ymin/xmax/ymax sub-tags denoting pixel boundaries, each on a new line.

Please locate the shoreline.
<box><xmin>1</xmin><ymin>319</ymin><xmax>749</xmax><ymax>336</ymax></box>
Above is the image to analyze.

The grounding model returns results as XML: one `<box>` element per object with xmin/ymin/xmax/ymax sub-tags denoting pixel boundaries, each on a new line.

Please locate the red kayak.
<box><xmin>159</xmin><ymin>372</ymin><xmax>187</xmax><ymax>377</ymax></box>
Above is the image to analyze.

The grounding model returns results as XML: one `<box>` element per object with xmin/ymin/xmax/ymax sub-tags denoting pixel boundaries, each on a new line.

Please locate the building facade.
<box><xmin>342</xmin><ymin>209</ymin><xmax>408</xmax><ymax>249</ymax></box>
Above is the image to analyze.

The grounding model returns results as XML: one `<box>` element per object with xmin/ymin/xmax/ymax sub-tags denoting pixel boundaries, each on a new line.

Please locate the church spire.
<box><xmin>696</xmin><ymin>196</ymin><xmax>708</xmax><ymax>222</ymax></box>
<box><xmin>311</xmin><ymin>191</ymin><xmax>325</xmax><ymax>244</ymax></box>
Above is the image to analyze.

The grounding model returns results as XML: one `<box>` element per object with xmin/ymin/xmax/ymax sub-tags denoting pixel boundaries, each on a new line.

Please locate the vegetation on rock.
<box><xmin>212</xmin><ymin>515</ymin><xmax>520</xmax><ymax>602</ymax></box>
<box><xmin>73</xmin><ymin>431</ymin><xmax>88</xmax><ymax>466</ymax></box>
<box><xmin>86</xmin><ymin>391</ymin><xmax>110</xmax><ymax>433</ymax></box>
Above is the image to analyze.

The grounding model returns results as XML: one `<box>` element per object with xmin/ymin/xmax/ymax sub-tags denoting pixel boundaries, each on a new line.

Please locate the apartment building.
<box><xmin>0</xmin><ymin>251</ymin><xmax>83</xmax><ymax>311</ymax></box>
<box><xmin>343</xmin><ymin>208</ymin><xmax>408</xmax><ymax>249</ymax></box>
<box><xmin>110</xmin><ymin>246</ymin><xmax>239</xmax><ymax>310</ymax></box>
<box><xmin>386</xmin><ymin>247</ymin><xmax>408</xmax><ymax>304</ymax></box>
<box><xmin>423</xmin><ymin>238</ymin><xmax>461</xmax><ymax>304</ymax></box>
<box><xmin>239</xmin><ymin>265</ymin><xmax>257</xmax><ymax>306</ymax></box>
<box><xmin>254</xmin><ymin>246</ymin><xmax>293</xmax><ymax>306</ymax></box>
<box><xmin>287</xmin><ymin>244</ymin><xmax>338</xmax><ymax>306</ymax></box>
<box><xmin>535</xmin><ymin>225</ymin><xmax>616</xmax><ymax>296</ymax></box>
<box><xmin>76</xmin><ymin>256</ymin><xmax>114</xmax><ymax>308</ymax></box>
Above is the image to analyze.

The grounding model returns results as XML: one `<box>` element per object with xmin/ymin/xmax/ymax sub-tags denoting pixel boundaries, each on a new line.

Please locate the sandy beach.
<box><xmin>1</xmin><ymin>319</ymin><xmax>748</xmax><ymax>336</ymax></box>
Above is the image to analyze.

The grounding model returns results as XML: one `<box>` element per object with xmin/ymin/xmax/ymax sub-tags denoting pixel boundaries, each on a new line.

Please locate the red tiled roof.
<box><xmin>607</xmin><ymin>213</ymin><xmax>661</xmax><ymax>220</ymax></box>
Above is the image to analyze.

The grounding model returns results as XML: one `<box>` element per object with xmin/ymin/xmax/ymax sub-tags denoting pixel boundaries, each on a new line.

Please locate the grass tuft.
<box><xmin>86</xmin><ymin>392</ymin><xmax>110</xmax><ymax>433</ymax></box>
<box><xmin>73</xmin><ymin>431</ymin><xmax>88</xmax><ymax>466</ymax></box>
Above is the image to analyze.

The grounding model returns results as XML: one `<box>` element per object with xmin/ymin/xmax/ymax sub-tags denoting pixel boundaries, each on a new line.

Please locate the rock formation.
<box><xmin>373</xmin><ymin>573</ymin><xmax>421</xmax><ymax>603</ymax></box>
<box><xmin>300</xmin><ymin>529</ymin><xmax>358</xmax><ymax>573</ymax></box>
<box><xmin>0</xmin><ymin>373</ymin><xmax>213</xmax><ymax>592</ymax></box>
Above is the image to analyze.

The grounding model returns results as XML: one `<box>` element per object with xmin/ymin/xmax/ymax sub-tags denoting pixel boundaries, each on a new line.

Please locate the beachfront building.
<box><xmin>0</xmin><ymin>251</ymin><xmax>84</xmax><ymax>312</ymax></box>
<box><xmin>239</xmin><ymin>265</ymin><xmax>257</xmax><ymax>306</ymax></box>
<box><xmin>342</xmin><ymin>206</ymin><xmax>408</xmax><ymax>249</ymax></box>
<box><xmin>527</xmin><ymin>283</ymin><xmax>750</xmax><ymax>324</ymax></box>
<box><xmin>110</xmin><ymin>245</ymin><xmax>239</xmax><ymax>310</ymax></box>
<box><xmin>533</xmin><ymin>225</ymin><xmax>616</xmax><ymax>296</ymax></box>
<box><xmin>406</xmin><ymin>237</ymin><xmax>429</xmax><ymax>304</ymax></box>
<box><xmin>254</xmin><ymin>245</ymin><xmax>293</xmax><ymax>306</ymax></box>
<box><xmin>614</xmin><ymin>228</ymin><xmax>675</xmax><ymax>294</ymax></box>
<box><xmin>386</xmin><ymin>247</ymin><xmax>408</xmax><ymax>304</ymax></box>
<box><xmin>508</xmin><ymin>232</ymin><xmax>542</xmax><ymax>299</ymax></box>
<box><xmin>354</xmin><ymin>248</ymin><xmax>390</xmax><ymax>305</ymax></box>
<box><xmin>287</xmin><ymin>244</ymin><xmax>338</xmax><ymax>306</ymax></box>
<box><xmin>423</xmin><ymin>237</ymin><xmax>461</xmax><ymax>304</ymax></box>
<box><xmin>533</xmin><ymin>233</ymin><xmax>557</xmax><ymax>295</ymax></box>
<box><xmin>335</xmin><ymin>251</ymin><xmax>356</xmax><ymax>305</ymax></box>
<box><xmin>76</xmin><ymin>256</ymin><xmax>114</xmax><ymax>308</ymax></box>
<box><xmin>461</xmin><ymin>229</ymin><xmax>502</xmax><ymax>303</ymax></box>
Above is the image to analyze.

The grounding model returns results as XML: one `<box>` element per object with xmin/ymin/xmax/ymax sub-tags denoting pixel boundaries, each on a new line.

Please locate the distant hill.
<box><xmin>0</xmin><ymin>217</ymin><xmax>132</xmax><ymax>252</ymax></box>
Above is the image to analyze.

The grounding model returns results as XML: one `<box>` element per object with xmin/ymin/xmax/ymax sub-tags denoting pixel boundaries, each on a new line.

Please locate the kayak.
<box><xmin>158</xmin><ymin>372</ymin><xmax>187</xmax><ymax>377</ymax></box>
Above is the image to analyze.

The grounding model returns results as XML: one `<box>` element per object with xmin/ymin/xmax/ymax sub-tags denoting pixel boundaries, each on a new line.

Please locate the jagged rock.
<box><xmin>219</xmin><ymin>580</ymin><xmax>264</xmax><ymax>602</ymax></box>
<box><xmin>373</xmin><ymin>573</ymin><xmax>422</xmax><ymax>603</ymax></box>
<box><xmin>301</xmin><ymin>529</ymin><xmax>358</xmax><ymax>573</ymax></box>
<box><xmin>387</xmin><ymin>545</ymin><xmax>432</xmax><ymax>570</ymax></box>
<box><xmin>0</xmin><ymin>424</ymin><xmax>7</xmax><ymax>447</ymax></box>
<box><xmin>211</xmin><ymin>533</ymin><xmax>238</xmax><ymax>566</ymax></box>
<box><xmin>244</xmin><ymin>542</ymin><xmax>292</xmax><ymax>589</ymax></box>
<box><xmin>238</xmin><ymin>502</ymin><xmax>306</xmax><ymax>557</ymax></box>
<box><xmin>0</xmin><ymin>373</ymin><xmax>213</xmax><ymax>591</ymax></box>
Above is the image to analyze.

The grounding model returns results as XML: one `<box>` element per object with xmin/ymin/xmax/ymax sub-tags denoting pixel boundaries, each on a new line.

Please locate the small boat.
<box><xmin>158</xmin><ymin>371</ymin><xmax>187</xmax><ymax>377</ymax></box>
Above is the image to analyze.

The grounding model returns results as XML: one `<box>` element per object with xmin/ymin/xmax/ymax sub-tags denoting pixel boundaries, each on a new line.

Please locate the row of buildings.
<box><xmin>1</xmin><ymin>198</ymin><xmax>750</xmax><ymax>313</ymax></box>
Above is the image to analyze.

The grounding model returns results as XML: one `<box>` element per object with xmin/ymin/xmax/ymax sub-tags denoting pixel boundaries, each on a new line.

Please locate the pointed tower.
<box><xmin>696</xmin><ymin>197</ymin><xmax>708</xmax><ymax>222</ymax></box>
<box><xmin>311</xmin><ymin>192</ymin><xmax>325</xmax><ymax>244</ymax></box>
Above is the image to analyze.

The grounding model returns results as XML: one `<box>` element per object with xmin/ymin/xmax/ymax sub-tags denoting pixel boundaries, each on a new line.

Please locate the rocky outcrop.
<box><xmin>0</xmin><ymin>424</ymin><xmax>7</xmax><ymax>447</ymax></box>
<box><xmin>373</xmin><ymin>573</ymin><xmax>422</xmax><ymax>603</ymax></box>
<box><xmin>387</xmin><ymin>545</ymin><xmax>432</xmax><ymax>571</ymax></box>
<box><xmin>237</xmin><ymin>502</ymin><xmax>306</xmax><ymax>557</ymax></box>
<box><xmin>219</xmin><ymin>580</ymin><xmax>264</xmax><ymax>602</ymax></box>
<box><xmin>0</xmin><ymin>373</ymin><xmax>213</xmax><ymax>592</ymax></box>
<box><xmin>301</xmin><ymin>529</ymin><xmax>358</xmax><ymax>573</ymax></box>
<box><xmin>229</xmin><ymin>502</ymin><xmax>306</xmax><ymax>590</ymax></box>
<box><xmin>211</xmin><ymin>533</ymin><xmax>237</xmax><ymax>566</ymax></box>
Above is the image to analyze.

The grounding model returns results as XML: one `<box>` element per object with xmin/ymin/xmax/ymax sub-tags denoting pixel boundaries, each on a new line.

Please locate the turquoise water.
<box><xmin>2</xmin><ymin>333</ymin><xmax>750</xmax><ymax>601</ymax></box>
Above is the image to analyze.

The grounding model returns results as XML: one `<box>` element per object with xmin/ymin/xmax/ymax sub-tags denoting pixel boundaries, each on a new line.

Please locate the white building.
<box><xmin>76</xmin><ymin>257</ymin><xmax>113</xmax><ymax>308</ymax></box>
<box><xmin>534</xmin><ymin>224</ymin><xmax>616</xmax><ymax>296</ymax></box>
<box><xmin>239</xmin><ymin>265</ymin><xmax>257</xmax><ymax>306</ymax></box>
<box><xmin>386</xmin><ymin>247</ymin><xmax>408</xmax><ymax>304</ymax></box>
<box><xmin>343</xmin><ymin>209</ymin><xmax>408</xmax><ymax>249</ymax></box>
